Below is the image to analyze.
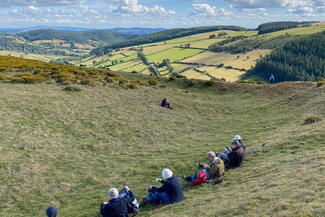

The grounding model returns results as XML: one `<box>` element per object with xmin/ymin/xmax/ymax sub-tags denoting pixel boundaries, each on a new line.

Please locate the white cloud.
<box><xmin>192</xmin><ymin>3</ymin><xmax>233</xmax><ymax>16</ymax></box>
<box><xmin>0</xmin><ymin>0</ymin><xmax>85</xmax><ymax>7</ymax></box>
<box><xmin>7</xmin><ymin>4</ymin><xmax>106</xmax><ymax>24</ymax></box>
<box><xmin>224</xmin><ymin>0</ymin><xmax>325</xmax><ymax>9</ymax></box>
<box><xmin>108</xmin><ymin>0</ymin><xmax>175</xmax><ymax>15</ymax></box>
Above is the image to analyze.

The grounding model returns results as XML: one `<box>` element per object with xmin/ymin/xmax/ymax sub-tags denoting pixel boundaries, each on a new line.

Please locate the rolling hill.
<box><xmin>0</xmin><ymin>29</ymin><xmax>136</xmax><ymax>63</ymax></box>
<box><xmin>75</xmin><ymin>22</ymin><xmax>325</xmax><ymax>82</ymax></box>
<box><xmin>0</xmin><ymin>55</ymin><xmax>324</xmax><ymax>216</ymax></box>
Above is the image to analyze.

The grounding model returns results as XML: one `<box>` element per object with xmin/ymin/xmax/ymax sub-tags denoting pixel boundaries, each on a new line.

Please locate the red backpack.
<box><xmin>191</xmin><ymin>171</ymin><xmax>207</xmax><ymax>186</ymax></box>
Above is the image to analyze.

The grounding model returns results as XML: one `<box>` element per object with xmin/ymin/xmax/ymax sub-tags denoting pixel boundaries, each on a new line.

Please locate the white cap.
<box><xmin>233</xmin><ymin>135</ymin><xmax>242</xmax><ymax>141</ymax></box>
<box><xmin>162</xmin><ymin>168</ymin><xmax>173</xmax><ymax>179</ymax></box>
<box><xmin>108</xmin><ymin>188</ymin><xmax>119</xmax><ymax>199</ymax></box>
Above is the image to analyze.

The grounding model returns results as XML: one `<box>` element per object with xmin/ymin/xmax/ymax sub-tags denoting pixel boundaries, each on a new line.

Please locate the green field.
<box><xmin>63</xmin><ymin>23</ymin><xmax>325</xmax><ymax>83</ymax></box>
<box><xmin>0</xmin><ymin>77</ymin><xmax>324</xmax><ymax>217</ymax></box>
<box><xmin>147</xmin><ymin>48</ymin><xmax>203</xmax><ymax>63</ymax></box>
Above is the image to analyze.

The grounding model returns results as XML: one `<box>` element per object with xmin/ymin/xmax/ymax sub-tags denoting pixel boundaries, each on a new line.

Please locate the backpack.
<box><xmin>191</xmin><ymin>171</ymin><xmax>208</xmax><ymax>186</ymax></box>
<box><xmin>119</xmin><ymin>189</ymin><xmax>140</xmax><ymax>215</ymax></box>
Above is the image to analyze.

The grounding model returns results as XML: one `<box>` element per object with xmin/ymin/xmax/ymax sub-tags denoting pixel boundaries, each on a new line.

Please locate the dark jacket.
<box><xmin>100</xmin><ymin>198</ymin><xmax>129</xmax><ymax>217</ymax></box>
<box><xmin>152</xmin><ymin>175</ymin><xmax>184</xmax><ymax>204</ymax></box>
<box><xmin>227</xmin><ymin>146</ymin><xmax>244</xmax><ymax>168</ymax></box>
<box><xmin>161</xmin><ymin>99</ymin><xmax>172</xmax><ymax>109</ymax></box>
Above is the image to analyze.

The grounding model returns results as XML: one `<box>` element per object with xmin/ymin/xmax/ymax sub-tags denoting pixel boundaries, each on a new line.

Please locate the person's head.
<box><xmin>232</xmin><ymin>135</ymin><xmax>242</xmax><ymax>142</ymax></box>
<box><xmin>46</xmin><ymin>206</ymin><xmax>57</xmax><ymax>217</ymax></box>
<box><xmin>162</xmin><ymin>168</ymin><xmax>173</xmax><ymax>179</ymax></box>
<box><xmin>108</xmin><ymin>188</ymin><xmax>119</xmax><ymax>200</ymax></box>
<box><xmin>207</xmin><ymin>151</ymin><xmax>216</xmax><ymax>161</ymax></box>
<box><xmin>231</xmin><ymin>139</ymin><xmax>240</xmax><ymax>149</ymax></box>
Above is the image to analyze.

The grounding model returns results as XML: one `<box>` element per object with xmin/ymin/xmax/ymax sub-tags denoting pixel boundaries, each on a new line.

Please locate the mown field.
<box><xmin>74</xmin><ymin>23</ymin><xmax>325</xmax><ymax>82</ymax></box>
<box><xmin>0</xmin><ymin>75</ymin><xmax>324</xmax><ymax>217</ymax></box>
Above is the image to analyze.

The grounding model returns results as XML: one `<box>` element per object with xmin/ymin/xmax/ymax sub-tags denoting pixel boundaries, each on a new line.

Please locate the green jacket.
<box><xmin>206</xmin><ymin>158</ymin><xmax>225</xmax><ymax>179</ymax></box>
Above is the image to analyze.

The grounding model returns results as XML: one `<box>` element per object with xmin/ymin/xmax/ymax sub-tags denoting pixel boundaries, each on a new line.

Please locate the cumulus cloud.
<box><xmin>0</xmin><ymin>0</ymin><xmax>85</xmax><ymax>7</ymax></box>
<box><xmin>108</xmin><ymin>0</ymin><xmax>175</xmax><ymax>15</ymax></box>
<box><xmin>224</xmin><ymin>0</ymin><xmax>325</xmax><ymax>9</ymax></box>
<box><xmin>7</xmin><ymin>4</ymin><xmax>105</xmax><ymax>24</ymax></box>
<box><xmin>192</xmin><ymin>3</ymin><xmax>232</xmax><ymax>16</ymax></box>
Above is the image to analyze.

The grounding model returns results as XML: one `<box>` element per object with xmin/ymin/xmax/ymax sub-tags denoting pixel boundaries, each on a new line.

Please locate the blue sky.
<box><xmin>0</xmin><ymin>0</ymin><xmax>324</xmax><ymax>29</ymax></box>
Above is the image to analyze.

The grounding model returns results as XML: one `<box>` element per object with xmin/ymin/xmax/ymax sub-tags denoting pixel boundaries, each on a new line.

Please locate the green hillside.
<box><xmin>75</xmin><ymin>22</ymin><xmax>325</xmax><ymax>82</ymax></box>
<box><xmin>17</xmin><ymin>29</ymin><xmax>135</xmax><ymax>45</ymax></box>
<box><xmin>249</xmin><ymin>31</ymin><xmax>325</xmax><ymax>82</ymax></box>
<box><xmin>0</xmin><ymin>30</ymin><xmax>135</xmax><ymax>63</ymax></box>
<box><xmin>0</xmin><ymin>64</ymin><xmax>324</xmax><ymax>217</ymax></box>
<box><xmin>90</xmin><ymin>25</ymin><xmax>247</xmax><ymax>55</ymax></box>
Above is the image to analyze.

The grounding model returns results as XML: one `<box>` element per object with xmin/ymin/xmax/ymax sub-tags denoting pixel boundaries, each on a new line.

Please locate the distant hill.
<box><xmin>76</xmin><ymin>22</ymin><xmax>325</xmax><ymax>83</ymax></box>
<box><xmin>257</xmin><ymin>21</ymin><xmax>318</xmax><ymax>35</ymax></box>
<box><xmin>107</xmin><ymin>27</ymin><xmax>165</xmax><ymax>36</ymax></box>
<box><xmin>0</xmin><ymin>26</ymin><xmax>95</xmax><ymax>33</ymax></box>
<box><xmin>91</xmin><ymin>25</ymin><xmax>247</xmax><ymax>55</ymax></box>
<box><xmin>0</xmin><ymin>29</ymin><xmax>137</xmax><ymax>63</ymax></box>
<box><xmin>17</xmin><ymin>29</ymin><xmax>135</xmax><ymax>44</ymax></box>
<box><xmin>0</xmin><ymin>26</ymin><xmax>166</xmax><ymax>35</ymax></box>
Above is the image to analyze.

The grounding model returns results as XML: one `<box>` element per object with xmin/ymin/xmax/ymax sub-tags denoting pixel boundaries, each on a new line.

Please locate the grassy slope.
<box><xmin>0</xmin><ymin>78</ymin><xmax>324</xmax><ymax>217</ymax></box>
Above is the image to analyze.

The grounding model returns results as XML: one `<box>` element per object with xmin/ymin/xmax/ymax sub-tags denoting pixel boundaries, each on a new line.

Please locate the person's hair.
<box><xmin>108</xmin><ymin>188</ymin><xmax>119</xmax><ymax>199</ymax></box>
<box><xmin>207</xmin><ymin>151</ymin><xmax>216</xmax><ymax>159</ymax></box>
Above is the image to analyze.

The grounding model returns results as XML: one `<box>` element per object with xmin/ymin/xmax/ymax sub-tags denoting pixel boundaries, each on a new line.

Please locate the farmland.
<box><xmin>74</xmin><ymin>23</ymin><xmax>325</xmax><ymax>82</ymax></box>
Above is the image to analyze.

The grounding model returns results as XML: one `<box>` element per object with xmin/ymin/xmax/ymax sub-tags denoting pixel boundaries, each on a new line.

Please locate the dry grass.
<box><xmin>181</xmin><ymin>69</ymin><xmax>210</xmax><ymax>80</ymax></box>
<box><xmin>0</xmin><ymin>80</ymin><xmax>324</xmax><ymax>217</ymax></box>
<box><xmin>199</xmin><ymin>66</ymin><xmax>244</xmax><ymax>82</ymax></box>
<box><xmin>182</xmin><ymin>49</ymin><xmax>271</xmax><ymax>70</ymax></box>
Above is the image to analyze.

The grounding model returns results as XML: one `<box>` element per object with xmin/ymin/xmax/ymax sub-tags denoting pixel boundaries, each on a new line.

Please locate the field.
<box><xmin>0</xmin><ymin>77</ymin><xmax>324</xmax><ymax>217</ymax></box>
<box><xmin>199</xmin><ymin>67</ymin><xmax>245</xmax><ymax>82</ymax></box>
<box><xmin>147</xmin><ymin>48</ymin><xmax>203</xmax><ymax>63</ymax></box>
<box><xmin>182</xmin><ymin>50</ymin><xmax>270</xmax><ymax>69</ymax></box>
<box><xmin>73</xmin><ymin>24</ymin><xmax>325</xmax><ymax>82</ymax></box>
<box><xmin>0</xmin><ymin>50</ymin><xmax>63</xmax><ymax>62</ymax></box>
<box><xmin>181</xmin><ymin>69</ymin><xmax>210</xmax><ymax>80</ymax></box>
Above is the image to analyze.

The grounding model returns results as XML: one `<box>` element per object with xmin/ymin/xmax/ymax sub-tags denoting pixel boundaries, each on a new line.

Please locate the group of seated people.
<box><xmin>45</xmin><ymin>135</ymin><xmax>246</xmax><ymax>217</ymax></box>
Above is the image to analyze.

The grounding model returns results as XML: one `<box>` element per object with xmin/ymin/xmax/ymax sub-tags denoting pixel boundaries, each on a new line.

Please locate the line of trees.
<box><xmin>250</xmin><ymin>31</ymin><xmax>325</xmax><ymax>81</ymax></box>
<box><xmin>257</xmin><ymin>21</ymin><xmax>316</xmax><ymax>35</ymax></box>
<box><xmin>208</xmin><ymin>36</ymin><xmax>248</xmax><ymax>53</ymax></box>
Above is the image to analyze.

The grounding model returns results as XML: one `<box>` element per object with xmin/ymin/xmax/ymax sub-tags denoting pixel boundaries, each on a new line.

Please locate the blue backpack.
<box><xmin>119</xmin><ymin>189</ymin><xmax>140</xmax><ymax>215</ymax></box>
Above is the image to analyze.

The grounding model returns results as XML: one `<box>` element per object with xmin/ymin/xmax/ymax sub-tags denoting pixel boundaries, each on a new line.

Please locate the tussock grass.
<box><xmin>0</xmin><ymin>80</ymin><xmax>324</xmax><ymax>217</ymax></box>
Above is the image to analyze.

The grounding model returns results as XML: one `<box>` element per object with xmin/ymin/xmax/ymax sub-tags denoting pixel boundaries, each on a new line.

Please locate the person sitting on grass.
<box><xmin>143</xmin><ymin>168</ymin><xmax>184</xmax><ymax>205</ymax></box>
<box><xmin>46</xmin><ymin>206</ymin><xmax>58</xmax><ymax>217</ymax></box>
<box><xmin>232</xmin><ymin>135</ymin><xmax>246</xmax><ymax>151</ymax></box>
<box><xmin>183</xmin><ymin>152</ymin><xmax>225</xmax><ymax>186</ymax></box>
<box><xmin>160</xmin><ymin>98</ymin><xmax>173</xmax><ymax>109</ymax></box>
<box><xmin>100</xmin><ymin>187</ymin><xmax>129</xmax><ymax>217</ymax></box>
<box><xmin>217</xmin><ymin>140</ymin><xmax>245</xmax><ymax>169</ymax></box>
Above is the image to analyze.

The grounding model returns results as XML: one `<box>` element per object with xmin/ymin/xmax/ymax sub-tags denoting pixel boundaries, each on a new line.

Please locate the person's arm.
<box><xmin>152</xmin><ymin>182</ymin><xmax>168</xmax><ymax>193</ymax></box>
<box><xmin>100</xmin><ymin>203</ymin><xmax>107</xmax><ymax>215</ymax></box>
